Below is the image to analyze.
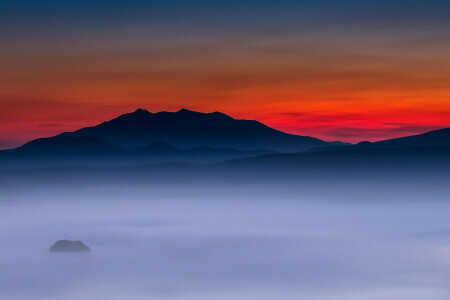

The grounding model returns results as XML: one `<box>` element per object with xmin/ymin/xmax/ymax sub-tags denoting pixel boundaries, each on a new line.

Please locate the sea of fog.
<box><xmin>0</xmin><ymin>181</ymin><xmax>449</xmax><ymax>300</ymax></box>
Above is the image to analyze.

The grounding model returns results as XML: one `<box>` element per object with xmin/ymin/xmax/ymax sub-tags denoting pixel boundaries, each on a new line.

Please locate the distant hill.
<box><xmin>138</xmin><ymin>141</ymin><xmax>181</xmax><ymax>154</ymax></box>
<box><xmin>0</xmin><ymin>136</ymin><xmax>274</xmax><ymax>169</ymax></box>
<box><xmin>58</xmin><ymin>108</ymin><xmax>342</xmax><ymax>152</ymax></box>
<box><xmin>15</xmin><ymin>136</ymin><xmax>124</xmax><ymax>157</ymax></box>
<box><xmin>372</xmin><ymin>128</ymin><xmax>450</xmax><ymax>148</ymax></box>
<box><xmin>134</xmin><ymin>141</ymin><xmax>273</xmax><ymax>163</ymax></box>
<box><xmin>223</xmin><ymin>146</ymin><xmax>450</xmax><ymax>174</ymax></box>
<box><xmin>351</xmin><ymin>128</ymin><xmax>450</xmax><ymax>149</ymax></box>
<box><xmin>2</xmin><ymin>146</ymin><xmax>448</xmax><ymax>191</ymax></box>
<box><xmin>309</xmin><ymin>128</ymin><xmax>450</xmax><ymax>153</ymax></box>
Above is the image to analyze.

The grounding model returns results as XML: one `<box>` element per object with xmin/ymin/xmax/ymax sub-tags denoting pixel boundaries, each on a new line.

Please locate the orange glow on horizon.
<box><xmin>1</xmin><ymin>31</ymin><xmax>449</xmax><ymax>149</ymax></box>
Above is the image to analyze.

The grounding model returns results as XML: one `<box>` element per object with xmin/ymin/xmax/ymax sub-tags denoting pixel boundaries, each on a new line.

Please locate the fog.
<box><xmin>0</xmin><ymin>178</ymin><xmax>449</xmax><ymax>300</ymax></box>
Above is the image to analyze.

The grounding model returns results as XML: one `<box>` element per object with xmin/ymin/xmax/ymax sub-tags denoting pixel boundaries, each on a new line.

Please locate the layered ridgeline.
<box><xmin>356</xmin><ymin>128</ymin><xmax>450</xmax><ymax>148</ymax></box>
<box><xmin>221</xmin><ymin>127</ymin><xmax>450</xmax><ymax>174</ymax></box>
<box><xmin>0</xmin><ymin>136</ymin><xmax>275</xmax><ymax>169</ymax></box>
<box><xmin>0</xmin><ymin>108</ymin><xmax>349</xmax><ymax>169</ymax></box>
<box><xmin>1</xmin><ymin>108</ymin><xmax>449</xmax><ymax>171</ymax></box>
<box><xmin>0</xmin><ymin>108</ymin><xmax>347</xmax><ymax>169</ymax></box>
<box><xmin>58</xmin><ymin>108</ymin><xmax>341</xmax><ymax>151</ymax></box>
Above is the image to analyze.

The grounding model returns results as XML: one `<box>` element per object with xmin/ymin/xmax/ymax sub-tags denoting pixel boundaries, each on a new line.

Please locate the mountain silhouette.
<box><xmin>373</xmin><ymin>128</ymin><xmax>450</xmax><ymax>148</ymax></box>
<box><xmin>0</xmin><ymin>136</ymin><xmax>274</xmax><ymax>169</ymax></box>
<box><xmin>312</xmin><ymin>128</ymin><xmax>450</xmax><ymax>153</ymax></box>
<box><xmin>2</xmin><ymin>109</ymin><xmax>448</xmax><ymax>170</ymax></box>
<box><xmin>137</xmin><ymin>141</ymin><xmax>182</xmax><ymax>154</ymax></box>
<box><xmin>15</xmin><ymin>136</ymin><xmax>124</xmax><ymax>157</ymax></box>
<box><xmin>223</xmin><ymin>146</ymin><xmax>450</xmax><ymax>174</ymax></box>
<box><xmin>134</xmin><ymin>140</ymin><xmax>273</xmax><ymax>161</ymax></box>
<box><xmin>58</xmin><ymin>108</ymin><xmax>340</xmax><ymax>152</ymax></box>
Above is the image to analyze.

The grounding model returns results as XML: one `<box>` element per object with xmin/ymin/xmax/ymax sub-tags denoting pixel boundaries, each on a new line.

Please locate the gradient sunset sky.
<box><xmin>1</xmin><ymin>0</ymin><xmax>450</xmax><ymax>149</ymax></box>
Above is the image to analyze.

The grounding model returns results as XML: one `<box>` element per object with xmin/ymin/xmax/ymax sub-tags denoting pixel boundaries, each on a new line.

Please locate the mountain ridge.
<box><xmin>57</xmin><ymin>108</ymin><xmax>340</xmax><ymax>152</ymax></box>
<box><xmin>312</xmin><ymin>127</ymin><xmax>450</xmax><ymax>153</ymax></box>
<box><xmin>0</xmin><ymin>136</ymin><xmax>274</xmax><ymax>169</ymax></box>
<box><xmin>1</xmin><ymin>108</ymin><xmax>449</xmax><ymax>170</ymax></box>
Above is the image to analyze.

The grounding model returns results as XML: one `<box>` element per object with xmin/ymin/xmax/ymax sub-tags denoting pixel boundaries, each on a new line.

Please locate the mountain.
<box><xmin>15</xmin><ymin>136</ymin><xmax>124</xmax><ymax>157</ymax></box>
<box><xmin>58</xmin><ymin>108</ymin><xmax>342</xmax><ymax>152</ymax></box>
<box><xmin>3</xmin><ymin>146</ymin><xmax>447</xmax><ymax>192</ymax></box>
<box><xmin>309</xmin><ymin>128</ymin><xmax>450</xmax><ymax>153</ymax></box>
<box><xmin>0</xmin><ymin>136</ymin><xmax>127</xmax><ymax>169</ymax></box>
<box><xmin>372</xmin><ymin>128</ymin><xmax>450</xmax><ymax>148</ymax></box>
<box><xmin>134</xmin><ymin>141</ymin><xmax>273</xmax><ymax>162</ymax></box>
<box><xmin>138</xmin><ymin>141</ymin><xmax>181</xmax><ymax>154</ymax></box>
<box><xmin>223</xmin><ymin>146</ymin><xmax>450</xmax><ymax>175</ymax></box>
<box><xmin>0</xmin><ymin>136</ymin><xmax>274</xmax><ymax>169</ymax></box>
<box><xmin>3</xmin><ymin>108</ymin><xmax>448</xmax><ymax>171</ymax></box>
<box><xmin>351</xmin><ymin>128</ymin><xmax>450</xmax><ymax>149</ymax></box>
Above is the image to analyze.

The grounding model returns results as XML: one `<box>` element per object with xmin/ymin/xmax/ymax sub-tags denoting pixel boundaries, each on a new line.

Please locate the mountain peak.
<box><xmin>108</xmin><ymin>108</ymin><xmax>153</xmax><ymax>123</ymax></box>
<box><xmin>177</xmin><ymin>108</ymin><xmax>194</xmax><ymax>113</ymax></box>
<box><xmin>132</xmin><ymin>108</ymin><xmax>152</xmax><ymax>115</ymax></box>
<box><xmin>175</xmin><ymin>108</ymin><xmax>202</xmax><ymax>116</ymax></box>
<box><xmin>174</xmin><ymin>108</ymin><xmax>233</xmax><ymax>120</ymax></box>
<box><xmin>209</xmin><ymin>111</ymin><xmax>233</xmax><ymax>120</ymax></box>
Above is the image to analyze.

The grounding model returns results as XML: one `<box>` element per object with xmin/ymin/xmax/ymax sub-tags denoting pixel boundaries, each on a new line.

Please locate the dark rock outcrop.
<box><xmin>49</xmin><ymin>240</ymin><xmax>91</xmax><ymax>253</ymax></box>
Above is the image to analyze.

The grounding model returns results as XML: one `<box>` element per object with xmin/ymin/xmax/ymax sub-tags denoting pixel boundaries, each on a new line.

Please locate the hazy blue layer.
<box><xmin>0</xmin><ymin>180</ymin><xmax>448</xmax><ymax>300</ymax></box>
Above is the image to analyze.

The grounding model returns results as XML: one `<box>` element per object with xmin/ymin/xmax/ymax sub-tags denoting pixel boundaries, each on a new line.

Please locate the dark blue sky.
<box><xmin>2</xmin><ymin>0</ymin><xmax>450</xmax><ymax>35</ymax></box>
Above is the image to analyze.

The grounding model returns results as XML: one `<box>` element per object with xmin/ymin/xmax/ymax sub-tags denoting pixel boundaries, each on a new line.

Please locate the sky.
<box><xmin>1</xmin><ymin>0</ymin><xmax>450</xmax><ymax>148</ymax></box>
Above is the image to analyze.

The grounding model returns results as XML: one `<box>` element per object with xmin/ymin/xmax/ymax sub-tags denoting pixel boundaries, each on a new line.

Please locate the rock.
<box><xmin>49</xmin><ymin>240</ymin><xmax>91</xmax><ymax>253</ymax></box>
